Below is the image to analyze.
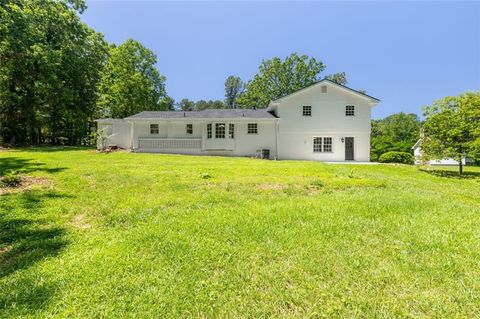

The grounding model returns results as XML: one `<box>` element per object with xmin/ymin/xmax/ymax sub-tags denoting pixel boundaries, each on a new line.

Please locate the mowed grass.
<box><xmin>1</xmin><ymin>148</ymin><xmax>479</xmax><ymax>318</ymax></box>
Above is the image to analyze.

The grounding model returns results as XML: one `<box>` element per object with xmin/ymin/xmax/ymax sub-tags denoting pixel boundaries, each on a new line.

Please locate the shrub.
<box><xmin>379</xmin><ymin>151</ymin><xmax>414</xmax><ymax>165</ymax></box>
<box><xmin>1</xmin><ymin>170</ymin><xmax>21</xmax><ymax>187</ymax></box>
<box><xmin>309</xmin><ymin>179</ymin><xmax>324</xmax><ymax>189</ymax></box>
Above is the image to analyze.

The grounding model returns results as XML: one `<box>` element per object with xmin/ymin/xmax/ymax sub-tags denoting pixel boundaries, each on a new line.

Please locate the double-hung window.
<box><xmin>186</xmin><ymin>124</ymin><xmax>193</xmax><ymax>135</ymax></box>
<box><xmin>150</xmin><ymin>124</ymin><xmax>159</xmax><ymax>134</ymax></box>
<box><xmin>303</xmin><ymin>105</ymin><xmax>312</xmax><ymax>116</ymax></box>
<box><xmin>247</xmin><ymin>123</ymin><xmax>258</xmax><ymax>134</ymax></box>
<box><xmin>207</xmin><ymin>124</ymin><xmax>212</xmax><ymax>139</ymax></box>
<box><xmin>215</xmin><ymin>123</ymin><xmax>225</xmax><ymax>138</ymax></box>
<box><xmin>345</xmin><ymin>105</ymin><xmax>355</xmax><ymax>116</ymax></box>
<box><xmin>228</xmin><ymin>124</ymin><xmax>235</xmax><ymax>139</ymax></box>
<box><xmin>313</xmin><ymin>137</ymin><xmax>333</xmax><ymax>153</ymax></box>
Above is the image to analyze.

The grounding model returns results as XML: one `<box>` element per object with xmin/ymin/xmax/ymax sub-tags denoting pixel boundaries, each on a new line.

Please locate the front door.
<box><xmin>345</xmin><ymin>137</ymin><xmax>354</xmax><ymax>160</ymax></box>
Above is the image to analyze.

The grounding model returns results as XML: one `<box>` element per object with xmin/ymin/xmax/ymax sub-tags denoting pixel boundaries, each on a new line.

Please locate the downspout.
<box><xmin>275</xmin><ymin>120</ymin><xmax>279</xmax><ymax>160</ymax></box>
<box><xmin>127</xmin><ymin>120</ymin><xmax>134</xmax><ymax>150</ymax></box>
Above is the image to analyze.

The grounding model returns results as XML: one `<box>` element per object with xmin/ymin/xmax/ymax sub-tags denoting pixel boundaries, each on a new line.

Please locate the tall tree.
<box><xmin>370</xmin><ymin>113</ymin><xmax>421</xmax><ymax>161</ymax></box>
<box><xmin>177</xmin><ymin>98</ymin><xmax>195</xmax><ymax>111</ymax></box>
<box><xmin>0</xmin><ymin>0</ymin><xmax>108</xmax><ymax>145</ymax></box>
<box><xmin>224</xmin><ymin>76</ymin><xmax>245</xmax><ymax>108</ymax></box>
<box><xmin>96</xmin><ymin>39</ymin><xmax>167</xmax><ymax>118</ymax></box>
<box><xmin>421</xmin><ymin>92</ymin><xmax>480</xmax><ymax>174</ymax></box>
<box><xmin>236</xmin><ymin>53</ymin><xmax>326</xmax><ymax>109</ymax></box>
<box><xmin>325</xmin><ymin>72</ymin><xmax>348</xmax><ymax>85</ymax></box>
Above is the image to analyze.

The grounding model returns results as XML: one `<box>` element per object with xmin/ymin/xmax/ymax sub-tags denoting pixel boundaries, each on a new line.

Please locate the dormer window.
<box><xmin>321</xmin><ymin>85</ymin><xmax>327</xmax><ymax>93</ymax></box>
<box><xmin>302</xmin><ymin>105</ymin><xmax>312</xmax><ymax>116</ymax></box>
<box><xmin>346</xmin><ymin>105</ymin><xmax>355</xmax><ymax>116</ymax></box>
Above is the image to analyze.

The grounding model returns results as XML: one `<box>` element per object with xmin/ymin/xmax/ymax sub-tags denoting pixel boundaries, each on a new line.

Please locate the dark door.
<box><xmin>345</xmin><ymin>137</ymin><xmax>354</xmax><ymax>160</ymax></box>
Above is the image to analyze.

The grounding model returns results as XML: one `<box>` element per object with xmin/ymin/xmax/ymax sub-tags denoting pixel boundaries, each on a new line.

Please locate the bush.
<box><xmin>1</xmin><ymin>170</ymin><xmax>21</xmax><ymax>187</ymax></box>
<box><xmin>379</xmin><ymin>151</ymin><xmax>414</xmax><ymax>165</ymax></box>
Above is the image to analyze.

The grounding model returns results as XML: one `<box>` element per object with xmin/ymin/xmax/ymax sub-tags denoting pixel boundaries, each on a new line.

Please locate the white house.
<box><xmin>412</xmin><ymin>139</ymin><xmax>469</xmax><ymax>165</ymax></box>
<box><xmin>96</xmin><ymin>79</ymin><xmax>380</xmax><ymax>161</ymax></box>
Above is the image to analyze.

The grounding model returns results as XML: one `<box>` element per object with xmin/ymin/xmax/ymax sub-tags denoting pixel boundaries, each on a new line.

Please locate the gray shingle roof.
<box><xmin>125</xmin><ymin>109</ymin><xmax>277</xmax><ymax>119</ymax></box>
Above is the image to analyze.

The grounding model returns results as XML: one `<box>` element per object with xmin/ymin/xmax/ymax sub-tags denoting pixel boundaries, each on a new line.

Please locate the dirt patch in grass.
<box><xmin>0</xmin><ymin>176</ymin><xmax>54</xmax><ymax>195</ymax></box>
<box><xmin>72</xmin><ymin>214</ymin><xmax>91</xmax><ymax>229</ymax></box>
<box><xmin>257</xmin><ymin>183</ymin><xmax>286</xmax><ymax>191</ymax></box>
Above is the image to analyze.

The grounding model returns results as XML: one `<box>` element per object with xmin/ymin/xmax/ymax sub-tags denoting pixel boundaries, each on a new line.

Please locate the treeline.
<box><xmin>0</xmin><ymin>1</ymin><xmax>349</xmax><ymax>146</ymax></box>
<box><xmin>370</xmin><ymin>113</ymin><xmax>421</xmax><ymax>161</ymax></box>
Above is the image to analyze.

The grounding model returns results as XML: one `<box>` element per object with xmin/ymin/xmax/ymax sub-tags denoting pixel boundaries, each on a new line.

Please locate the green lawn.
<box><xmin>1</xmin><ymin>148</ymin><xmax>479</xmax><ymax>318</ymax></box>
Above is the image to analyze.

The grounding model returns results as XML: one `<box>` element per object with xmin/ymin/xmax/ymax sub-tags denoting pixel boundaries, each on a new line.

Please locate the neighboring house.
<box><xmin>96</xmin><ymin>79</ymin><xmax>380</xmax><ymax>161</ymax></box>
<box><xmin>412</xmin><ymin>139</ymin><xmax>469</xmax><ymax>165</ymax></box>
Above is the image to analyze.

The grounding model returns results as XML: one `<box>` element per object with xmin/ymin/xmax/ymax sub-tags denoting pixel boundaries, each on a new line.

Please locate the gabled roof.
<box><xmin>412</xmin><ymin>139</ymin><xmax>421</xmax><ymax>149</ymax></box>
<box><xmin>125</xmin><ymin>109</ymin><xmax>277</xmax><ymax>120</ymax></box>
<box><xmin>269</xmin><ymin>79</ymin><xmax>380</xmax><ymax>104</ymax></box>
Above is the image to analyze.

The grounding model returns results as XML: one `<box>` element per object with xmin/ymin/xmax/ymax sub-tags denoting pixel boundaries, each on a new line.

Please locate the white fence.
<box><xmin>138</xmin><ymin>138</ymin><xmax>201</xmax><ymax>150</ymax></box>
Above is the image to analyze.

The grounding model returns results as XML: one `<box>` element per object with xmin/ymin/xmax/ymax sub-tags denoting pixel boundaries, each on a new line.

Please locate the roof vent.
<box><xmin>321</xmin><ymin>85</ymin><xmax>327</xmax><ymax>93</ymax></box>
<box><xmin>183</xmin><ymin>112</ymin><xmax>186</xmax><ymax>117</ymax></box>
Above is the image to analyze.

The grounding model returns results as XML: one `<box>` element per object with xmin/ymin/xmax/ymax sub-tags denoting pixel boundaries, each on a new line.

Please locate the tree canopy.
<box><xmin>96</xmin><ymin>39</ymin><xmax>167</xmax><ymax>118</ymax></box>
<box><xmin>236</xmin><ymin>53</ymin><xmax>326</xmax><ymax>108</ymax></box>
<box><xmin>0</xmin><ymin>0</ymin><xmax>108</xmax><ymax>145</ymax></box>
<box><xmin>370</xmin><ymin>113</ymin><xmax>421</xmax><ymax>161</ymax></box>
<box><xmin>224</xmin><ymin>76</ymin><xmax>245</xmax><ymax>108</ymax></box>
<box><xmin>421</xmin><ymin>92</ymin><xmax>480</xmax><ymax>174</ymax></box>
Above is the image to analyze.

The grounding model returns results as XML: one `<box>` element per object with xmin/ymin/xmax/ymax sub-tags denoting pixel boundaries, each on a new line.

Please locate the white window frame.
<box><xmin>228</xmin><ymin>123</ymin><xmax>234</xmax><ymax>139</ymax></box>
<box><xmin>302</xmin><ymin>105</ymin><xmax>312</xmax><ymax>117</ymax></box>
<box><xmin>215</xmin><ymin>123</ymin><xmax>226</xmax><ymax>139</ymax></box>
<box><xmin>207</xmin><ymin>124</ymin><xmax>212</xmax><ymax>139</ymax></box>
<box><xmin>150</xmin><ymin>124</ymin><xmax>159</xmax><ymax>135</ymax></box>
<box><xmin>313</xmin><ymin>137</ymin><xmax>333</xmax><ymax>153</ymax></box>
<box><xmin>247</xmin><ymin>123</ymin><xmax>258</xmax><ymax>134</ymax></box>
<box><xmin>345</xmin><ymin>105</ymin><xmax>355</xmax><ymax>117</ymax></box>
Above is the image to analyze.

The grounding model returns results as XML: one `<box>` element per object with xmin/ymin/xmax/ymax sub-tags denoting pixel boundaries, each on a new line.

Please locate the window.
<box><xmin>346</xmin><ymin>105</ymin><xmax>355</xmax><ymax>116</ymax></box>
<box><xmin>229</xmin><ymin>123</ymin><xmax>234</xmax><ymax>139</ymax></box>
<box><xmin>247</xmin><ymin>123</ymin><xmax>258</xmax><ymax>134</ymax></box>
<box><xmin>150</xmin><ymin>124</ymin><xmax>159</xmax><ymax>134</ymax></box>
<box><xmin>215</xmin><ymin>123</ymin><xmax>225</xmax><ymax>138</ymax></box>
<box><xmin>186</xmin><ymin>124</ymin><xmax>193</xmax><ymax>135</ymax></box>
<box><xmin>207</xmin><ymin>124</ymin><xmax>212</xmax><ymax>139</ymax></box>
<box><xmin>321</xmin><ymin>85</ymin><xmax>327</xmax><ymax>93</ymax></box>
<box><xmin>323</xmin><ymin>137</ymin><xmax>332</xmax><ymax>152</ymax></box>
<box><xmin>313</xmin><ymin>137</ymin><xmax>333</xmax><ymax>153</ymax></box>
<box><xmin>303</xmin><ymin>105</ymin><xmax>312</xmax><ymax>116</ymax></box>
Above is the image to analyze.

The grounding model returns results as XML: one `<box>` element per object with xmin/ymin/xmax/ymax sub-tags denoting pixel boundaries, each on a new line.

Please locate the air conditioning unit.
<box><xmin>260</xmin><ymin>148</ymin><xmax>270</xmax><ymax>160</ymax></box>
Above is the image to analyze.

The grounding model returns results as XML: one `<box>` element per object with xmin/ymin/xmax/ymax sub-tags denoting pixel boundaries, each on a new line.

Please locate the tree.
<box><xmin>421</xmin><ymin>92</ymin><xmax>480</xmax><ymax>174</ymax></box>
<box><xmin>195</xmin><ymin>100</ymin><xmax>225</xmax><ymax>110</ymax></box>
<box><xmin>224</xmin><ymin>76</ymin><xmax>245</xmax><ymax>108</ymax></box>
<box><xmin>177</xmin><ymin>98</ymin><xmax>195</xmax><ymax>111</ymax></box>
<box><xmin>0</xmin><ymin>0</ymin><xmax>108</xmax><ymax>145</ymax></box>
<box><xmin>236</xmin><ymin>53</ymin><xmax>327</xmax><ymax>108</ymax></box>
<box><xmin>96</xmin><ymin>39</ymin><xmax>167</xmax><ymax>118</ymax></box>
<box><xmin>159</xmin><ymin>96</ymin><xmax>175</xmax><ymax>111</ymax></box>
<box><xmin>325</xmin><ymin>72</ymin><xmax>348</xmax><ymax>86</ymax></box>
<box><xmin>370</xmin><ymin>113</ymin><xmax>421</xmax><ymax>161</ymax></box>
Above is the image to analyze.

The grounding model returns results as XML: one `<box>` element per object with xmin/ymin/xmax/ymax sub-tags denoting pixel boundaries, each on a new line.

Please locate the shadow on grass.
<box><xmin>9</xmin><ymin>146</ymin><xmax>93</xmax><ymax>153</ymax></box>
<box><xmin>0</xmin><ymin>187</ymin><xmax>72</xmax><ymax>312</ymax></box>
<box><xmin>0</xmin><ymin>157</ymin><xmax>67</xmax><ymax>176</ymax></box>
<box><xmin>419</xmin><ymin>168</ymin><xmax>480</xmax><ymax>179</ymax></box>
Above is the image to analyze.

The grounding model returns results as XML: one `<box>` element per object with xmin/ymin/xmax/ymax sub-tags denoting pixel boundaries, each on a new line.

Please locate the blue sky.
<box><xmin>82</xmin><ymin>1</ymin><xmax>479</xmax><ymax>119</ymax></box>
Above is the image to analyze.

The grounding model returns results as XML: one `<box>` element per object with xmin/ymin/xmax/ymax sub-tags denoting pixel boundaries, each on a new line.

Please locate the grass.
<box><xmin>1</xmin><ymin>148</ymin><xmax>479</xmax><ymax>318</ymax></box>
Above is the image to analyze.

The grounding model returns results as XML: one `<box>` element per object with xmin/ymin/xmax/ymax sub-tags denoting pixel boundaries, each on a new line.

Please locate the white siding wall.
<box><xmin>273</xmin><ymin>84</ymin><xmax>373</xmax><ymax>161</ymax></box>
<box><xmin>133</xmin><ymin>120</ymin><xmax>277</xmax><ymax>158</ymax></box>
<box><xmin>97</xmin><ymin>121</ymin><xmax>131</xmax><ymax>149</ymax></box>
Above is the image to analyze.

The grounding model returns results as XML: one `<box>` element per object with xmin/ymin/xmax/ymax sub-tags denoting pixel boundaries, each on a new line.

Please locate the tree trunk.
<box><xmin>459</xmin><ymin>159</ymin><xmax>463</xmax><ymax>175</ymax></box>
